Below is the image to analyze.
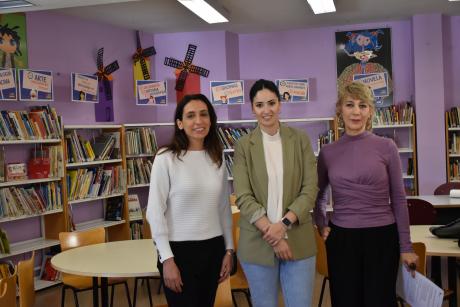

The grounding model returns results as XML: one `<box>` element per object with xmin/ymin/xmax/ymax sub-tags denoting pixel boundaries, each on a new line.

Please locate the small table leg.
<box><xmin>101</xmin><ymin>277</ymin><xmax>109</xmax><ymax>307</ymax></box>
<box><xmin>92</xmin><ymin>276</ymin><xmax>99</xmax><ymax>307</ymax></box>
<box><xmin>447</xmin><ymin>257</ymin><xmax>457</xmax><ymax>307</ymax></box>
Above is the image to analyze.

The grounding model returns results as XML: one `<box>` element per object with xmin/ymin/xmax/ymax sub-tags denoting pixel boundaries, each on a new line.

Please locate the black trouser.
<box><xmin>326</xmin><ymin>222</ymin><xmax>400</xmax><ymax>307</ymax></box>
<box><xmin>157</xmin><ymin>236</ymin><xmax>225</xmax><ymax>307</ymax></box>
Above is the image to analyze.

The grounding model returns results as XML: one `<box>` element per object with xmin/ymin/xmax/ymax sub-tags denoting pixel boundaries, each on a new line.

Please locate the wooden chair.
<box><xmin>18</xmin><ymin>251</ymin><xmax>35</xmax><ymax>307</ymax></box>
<box><xmin>59</xmin><ymin>227</ymin><xmax>132</xmax><ymax>307</ymax></box>
<box><xmin>229</xmin><ymin>209</ymin><xmax>252</xmax><ymax>307</ymax></box>
<box><xmin>0</xmin><ymin>268</ymin><xmax>17</xmax><ymax>307</ymax></box>
<box><xmin>433</xmin><ymin>182</ymin><xmax>460</xmax><ymax>195</ymax></box>
<box><xmin>214</xmin><ymin>278</ymin><xmax>233</xmax><ymax>307</ymax></box>
<box><xmin>314</xmin><ymin>228</ymin><xmax>329</xmax><ymax>307</ymax></box>
<box><xmin>406</xmin><ymin>198</ymin><xmax>437</xmax><ymax>225</ymax></box>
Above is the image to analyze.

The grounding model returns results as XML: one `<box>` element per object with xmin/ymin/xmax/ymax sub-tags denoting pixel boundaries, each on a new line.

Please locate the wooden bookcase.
<box><xmin>445</xmin><ymin>112</ymin><xmax>460</xmax><ymax>182</ymax></box>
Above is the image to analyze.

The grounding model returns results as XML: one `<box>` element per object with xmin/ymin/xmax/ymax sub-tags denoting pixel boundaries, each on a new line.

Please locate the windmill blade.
<box><xmin>141</xmin><ymin>46</ymin><xmax>156</xmax><ymax>57</ymax></box>
<box><xmin>96</xmin><ymin>48</ymin><xmax>104</xmax><ymax>71</ymax></box>
<box><xmin>175</xmin><ymin>69</ymin><xmax>188</xmax><ymax>91</ymax></box>
<box><xmin>183</xmin><ymin>44</ymin><xmax>197</xmax><ymax>67</ymax></box>
<box><xmin>136</xmin><ymin>30</ymin><xmax>142</xmax><ymax>50</ymax></box>
<box><xmin>104</xmin><ymin>61</ymin><xmax>120</xmax><ymax>75</ymax></box>
<box><xmin>140</xmin><ymin>58</ymin><xmax>151</xmax><ymax>80</ymax></box>
<box><xmin>103</xmin><ymin>78</ymin><xmax>113</xmax><ymax>101</ymax></box>
<box><xmin>189</xmin><ymin>65</ymin><xmax>210</xmax><ymax>78</ymax></box>
<box><xmin>164</xmin><ymin>57</ymin><xmax>183</xmax><ymax>69</ymax></box>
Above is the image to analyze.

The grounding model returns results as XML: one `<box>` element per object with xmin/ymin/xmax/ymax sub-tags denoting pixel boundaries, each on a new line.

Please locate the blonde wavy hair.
<box><xmin>336</xmin><ymin>82</ymin><xmax>375</xmax><ymax>131</ymax></box>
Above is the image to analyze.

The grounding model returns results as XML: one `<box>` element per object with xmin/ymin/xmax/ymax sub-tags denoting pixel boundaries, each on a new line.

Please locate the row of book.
<box><xmin>130</xmin><ymin>221</ymin><xmax>144</xmax><ymax>240</ymax></box>
<box><xmin>66</xmin><ymin>165</ymin><xmax>125</xmax><ymax>201</ymax></box>
<box><xmin>449</xmin><ymin>133</ymin><xmax>460</xmax><ymax>154</ymax></box>
<box><xmin>0</xmin><ymin>106</ymin><xmax>62</xmax><ymax>141</ymax></box>
<box><xmin>126</xmin><ymin>128</ymin><xmax>158</xmax><ymax>156</ymax></box>
<box><xmin>447</xmin><ymin>107</ymin><xmax>460</xmax><ymax>128</ymax></box>
<box><xmin>372</xmin><ymin>102</ymin><xmax>414</xmax><ymax>126</ymax></box>
<box><xmin>317</xmin><ymin>129</ymin><xmax>335</xmax><ymax>151</ymax></box>
<box><xmin>0</xmin><ymin>228</ymin><xmax>10</xmax><ymax>254</ymax></box>
<box><xmin>0</xmin><ymin>182</ymin><xmax>62</xmax><ymax>219</ymax></box>
<box><xmin>65</xmin><ymin>131</ymin><xmax>120</xmax><ymax>163</ymax></box>
<box><xmin>127</xmin><ymin>158</ymin><xmax>153</xmax><ymax>186</ymax></box>
<box><xmin>218</xmin><ymin>127</ymin><xmax>252</xmax><ymax>149</ymax></box>
<box><xmin>449</xmin><ymin>160</ymin><xmax>460</xmax><ymax>181</ymax></box>
<box><xmin>225</xmin><ymin>155</ymin><xmax>234</xmax><ymax>177</ymax></box>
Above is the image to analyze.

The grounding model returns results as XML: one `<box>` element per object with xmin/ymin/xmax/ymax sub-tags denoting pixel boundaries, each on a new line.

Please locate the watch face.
<box><xmin>282</xmin><ymin>218</ymin><xmax>291</xmax><ymax>226</ymax></box>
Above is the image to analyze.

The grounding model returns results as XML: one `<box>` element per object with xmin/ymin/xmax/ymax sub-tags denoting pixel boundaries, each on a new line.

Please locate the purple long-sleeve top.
<box><xmin>314</xmin><ymin>131</ymin><xmax>413</xmax><ymax>253</ymax></box>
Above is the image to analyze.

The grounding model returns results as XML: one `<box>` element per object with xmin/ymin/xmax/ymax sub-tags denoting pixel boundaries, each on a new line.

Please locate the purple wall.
<box><xmin>443</xmin><ymin>16</ymin><xmax>460</xmax><ymax>110</ymax></box>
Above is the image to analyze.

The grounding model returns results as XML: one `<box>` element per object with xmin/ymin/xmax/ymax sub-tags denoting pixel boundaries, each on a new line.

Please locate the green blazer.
<box><xmin>233</xmin><ymin>124</ymin><xmax>318</xmax><ymax>266</ymax></box>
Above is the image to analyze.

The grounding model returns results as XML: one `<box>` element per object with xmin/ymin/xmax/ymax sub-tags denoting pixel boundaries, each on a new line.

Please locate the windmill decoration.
<box><xmin>164</xmin><ymin>44</ymin><xmax>210</xmax><ymax>102</ymax></box>
<box><xmin>94</xmin><ymin>47</ymin><xmax>119</xmax><ymax>122</ymax></box>
<box><xmin>132</xmin><ymin>30</ymin><xmax>156</xmax><ymax>82</ymax></box>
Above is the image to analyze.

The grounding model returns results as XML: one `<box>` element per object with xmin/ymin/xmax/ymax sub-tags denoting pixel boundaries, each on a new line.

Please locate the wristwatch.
<box><xmin>281</xmin><ymin>217</ymin><xmax>292</xmax><ymax>229</ymax></box>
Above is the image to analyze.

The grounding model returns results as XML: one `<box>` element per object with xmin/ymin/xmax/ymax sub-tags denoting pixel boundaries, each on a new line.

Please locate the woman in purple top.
<box><xmin>314</xmin><ymin>82</ymin><xmax>418</xmax><ymax>307</ymax></box>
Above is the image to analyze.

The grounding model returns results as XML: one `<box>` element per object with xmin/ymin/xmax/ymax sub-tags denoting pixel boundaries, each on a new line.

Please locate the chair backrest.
<box><xmin>314</xmin><ymin>228</ymin><xmax>328</xmax><ymax>277</ymax></box>
<box><xmin>232</xmin><ymin>210</ymin><xmax>240</xmax><ymax>251</ymax></box>
<box><xmin>411</xmin><ymin>242</ymin><xmax>426</xmax><ymax>275</ymax></box>
<box><xmin>142</xmin><ymin>211</ymin><xmax>152</xmax><ymax>239</ymax></box>
<box><xmin>214</xmin><ymin>278</ymin><xmax>233</xmax><ymax>307</ymax></box>
<box><xmin>59</xmin><ymin>227</ymin><xmax>106</xmax><ymax>251</ymax></box>
<box><xmin>434</xmin><ymin>182</ymin><xmax>460</xmax><ymax>195</ymax></box>
<box><xmin>18</xmin><ymin>251</ymin><xmax>35</xmax><ymax>307</ymax></box>
<box><xmin>0</xmin><ymin>268</ymin><xmax>17</xmax><ymax>307</ymax></box>
<box><xmin>406</xmin><ymin>199</ymin><xmax>437</xmax><ymax>225</ymax></box>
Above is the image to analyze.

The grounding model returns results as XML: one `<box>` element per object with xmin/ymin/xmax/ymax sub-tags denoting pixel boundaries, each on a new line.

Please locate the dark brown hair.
<box><xmin>161</xmin><ymin>94</ymin><xmax>223</xmax><ymax>167</ymax></box>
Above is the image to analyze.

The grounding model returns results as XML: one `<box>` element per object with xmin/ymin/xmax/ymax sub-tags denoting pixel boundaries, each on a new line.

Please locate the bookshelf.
<box><xmin>445</xmin><ymin>109</ymin><xmax>460</xmax><ymax>182</ymax></box>
<box><xmin>62</xmin><ymin>125</ymin><xmax>129</xmax><ymax>241</ymax></box>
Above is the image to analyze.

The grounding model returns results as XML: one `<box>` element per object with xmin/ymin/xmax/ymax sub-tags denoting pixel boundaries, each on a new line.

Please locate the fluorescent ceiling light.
<box><xmin>306</xmin><ymin>0</ymin><xmax>336</xmax><ymax>14</ymax></box>
<box><xmin>177</xmin><ymin>0</ymin><xmax>229</xmax><ymax>24</ymax></box>
<box><xmin>0</xmin><ymin>0</ymin><xmax>34</xmax><ymax>9</ymax></box>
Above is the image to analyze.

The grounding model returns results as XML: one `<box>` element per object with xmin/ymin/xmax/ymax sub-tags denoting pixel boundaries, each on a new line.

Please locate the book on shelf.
<box><xmin>92</xmin><ymin>132</ymin><xmax>120</xmax><ymax>161</ymax></box>
<box><xmin>6</xmin><ymin>162</ymin><xmax>27</xmax><ymax>181</ymax></box>
<box><xmin>130</xmin><ymin>221</ymin><xmax>144</xmax><ymax>240</ymax></box>
<box><xmin>40</xmin><ymin>254</ymin><xmax>60</xmax><ymax>281</ymax></box>
<box><xmin>127</xmin><ymin>158</ymin><xmax>152</xmax><ymax>186</ymax></box>
<box><xmin>217</xmin><ymin>127</ymin><xmax>252</xmax><ymax>149</ymax></box>
<box><xmin>0</xmin><ymin>148</ymin><xmax>4</xmax><ymax>183</ymax></box>
<box><xmin>128</xmin><ymin>194</ymin><xmax>143</xmax><ymax>220</ymax></box>
<box><xmin>372</xmin><ymin>102</ymin><xmax>414</xmax><ymax>126</ymax></box>
<box><xmin>317</xmin><ymin>129</ymin><xmax>335</xmax><ymax>151</ymax></box>
<box><xmin>126</xmin><ymin>128</ymin><xmax>158</xmax><ymax>155</ymax></box>
<box><xmin>407</xmin><ymin>158</ymin><xmax>414</xmax><ymax>176</ymax></box>
<box><xmin>224</xmin><ymin>155</ymin><xmax>234</xmax><ymax>177</ymax></box>
<box><xmin>105</xmin><ymin>197</ymin><xmax>123</xmax><ymax>221</ymax></box>
<box><xmin>65</xmin><ymin>130</ymin><xmax>95</xmax><ymax>163</ymax></box>
<box><xmin>0</xmin><ymin>228</ymin><xmax>10</xmax><ymax>254</ymax></box>
<box><xmin>447</xmin><ymin>107</ymin><xmax>460</xmax><ymax>128</ymax></box>
<box><xmin>0</xmin><ymin>260</ymin><xmax>14</xmax><ymax>279</ymax></box>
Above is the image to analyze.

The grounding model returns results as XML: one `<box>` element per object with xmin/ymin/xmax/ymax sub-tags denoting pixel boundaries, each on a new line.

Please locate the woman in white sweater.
<box><xmin>146</xmin><ymin>94</ymin><xmax>234</xmax><ymax>307</ymax></box>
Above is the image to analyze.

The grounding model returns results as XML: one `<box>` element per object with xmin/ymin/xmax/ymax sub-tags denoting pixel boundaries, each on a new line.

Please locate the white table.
<box><xmin>410</xmin><ymin>225</ymin><xmax>459</xmax><ymax>307</ymax></box>
<box><xmin>52</xmin><ymin>239</ymin><xmax>158</xmax><ymax>307</ymax></box>
<box><xmin>407</xmin><ymin>195</ymin><xmax>460</xmax><ymax>208</ymax></box>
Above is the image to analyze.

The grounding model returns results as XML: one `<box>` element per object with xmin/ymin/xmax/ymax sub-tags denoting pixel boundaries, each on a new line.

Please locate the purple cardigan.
<box><xmin>314</xmin><ymin>131</ymin><xmax>413</xmax><ymax>253</ymax></box>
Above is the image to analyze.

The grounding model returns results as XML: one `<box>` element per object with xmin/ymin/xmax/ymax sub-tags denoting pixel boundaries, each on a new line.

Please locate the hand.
<box><xmin>263</xmin><ymin>222</ymin><xmax>287</xmax><ymax>246</ymax></box>
<box><xmin>162</xmin><ymin>258</ymin><xmax>183</xmax><ymax>293</ymax></box>
<box><xmin>218</xmin><ymin>251</ymin><xmax>234</xmax><ymax>283</ymax></box>
<box><xmin>401</xmin><ymin>252</ymin><xmax>419</xmax><ymax>278</ymax></box>
<box><xmin>320</xmin><ymin>226</ymin><xmax>331</xmax><ymax>241</ymax></box>
<box><xmin>273</xmin><ymin>239</ymin><xmax>293</xmax><ymax>260</ymax></box>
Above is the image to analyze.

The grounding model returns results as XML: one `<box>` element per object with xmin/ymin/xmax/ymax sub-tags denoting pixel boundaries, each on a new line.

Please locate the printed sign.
<box><xmin>136</xmin><ymin>80</ymin><xmax>167</xmax><ymax>105</ymax></box>
<box><xmin>353</xmin><ymin>72</ymin><xmax>389</xmax><ymax>97</ymax></box>
<box><xmin>71</xmin><ymin>73</ymin><xmax>99</xmax><ymax>103</ymax></box>
<box><xmin>210</xmin><ymin>80</ymin><xmax>244</xmax><ymax>105</ymax></box>
<box><xmin>0</xmin><ymin>68</ymin><xmax>17</xmax><ymax>101</ymax></box>
<box><xmin>18</xmin><ymin>69</ymin><xmax>53</xmax><ymax>101</ymax></box>
<box><xmin>276</xmin><ymin>79</ymin><xmax>309</xmax><ymax>102</ymax></box>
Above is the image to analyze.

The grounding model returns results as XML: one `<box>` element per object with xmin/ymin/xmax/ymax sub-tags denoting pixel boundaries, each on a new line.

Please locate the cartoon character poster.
<box><xmin>336</xmin><ymin>28</ymin><xmax>393</xmax><ymax>107</ymax></box>
<box><xmin>0</xmin><ymin>13</ymin><xmax>28</xmax><ymax>69</ymax></box>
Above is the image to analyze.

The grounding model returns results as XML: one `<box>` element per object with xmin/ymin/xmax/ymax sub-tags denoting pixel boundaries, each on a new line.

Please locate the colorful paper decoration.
<box><xmin>132</xmin><ymin>30</ymin><xmax>156</xmax><ymax>81</ymax></box>
<box><xmin>94</xmin><ymin>48</ymin><xmax>119</xmax><ymax>122</ymax></box>
<box><xmin>164</xmin><ymin>44</ymin><xmax>209</xmax><ymax>91</ymax></box>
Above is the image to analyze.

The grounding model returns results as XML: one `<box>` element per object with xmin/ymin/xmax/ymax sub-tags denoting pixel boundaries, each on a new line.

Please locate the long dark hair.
<box><xmin>161</xmin><ymin>94</ymin><xmax>223</xmax><ymax>167</ymax></box>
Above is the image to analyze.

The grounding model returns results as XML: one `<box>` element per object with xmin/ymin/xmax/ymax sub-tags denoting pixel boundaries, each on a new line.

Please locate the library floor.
<box><xmin>34</xmin><ymin>272</ymin><xmax>452</xmax><ymax>307</ymax></box>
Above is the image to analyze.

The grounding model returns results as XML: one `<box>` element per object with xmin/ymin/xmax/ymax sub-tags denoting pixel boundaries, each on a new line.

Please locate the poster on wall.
<box><xmin>18</xmin><ymin>69</ymin><xmax>53</xmax><ymax>101</ymax></box>
<box><xmin>0</xmin><ymin>68</ymin><xmax>17</xmax><ymax>101</ymax></box>
<box><xmin>0</xmin><ymin>13</ymin><xmax>28</xmax><ymax>69</ymax></box>
<box><xmin>71</xmin><ymin>73</ymin><xmax>99</xmax><ymax>103</ymax></box>
<box><xmin>210</xmin><ymin>80</ymin><xmax>244</xmax><ymax>105</ymax></box>
<box><xmin>336</xmin><ymin>28</ymin><xmax>393</xmax><ymax>108</ymax></box>
<box><xmin>136</xmin><ymin>80</ymin><xmax>167</xmax><ymax>105</ymax></box>
<box><xmin>276</xmin><ymin>79</ymin><xmax>309</xmax><ymax>103</ymax></box>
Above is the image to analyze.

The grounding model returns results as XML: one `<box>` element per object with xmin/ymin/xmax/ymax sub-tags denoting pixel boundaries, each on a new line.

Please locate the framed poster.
<box><xmin>336</xmin><ymin>28</ymin><xmax>393</xmax><ymax>108</ymax></box>
<box><xmin>0</xmin><ymin>13</ymin><xmax>28</xmax><ymax>69</ymax></box>
<box><xmin>71</xmin><ymin>73</ymin><xmax>98</xmax><ymax>103</ymax></box>
<box><xmin>276</xmin><ymin>79</ymin><xmax>309</xmax><ymax>103</ymax></box>
<box><xmin>18</xmin><ymin>69</ymin><xmax>53</xmax><ymax>101</ymax></box>
<box><xmin>136</xmin><ymin>80</ymin><xmax>167</xmax><ymax>105</ymax></box>
<box><xmin>210</xmin><ymin>80</ymin><xmax>244</xmax><ymax>105</ymax></box>
<box><xmin>0</xmin><ymin>68</ymin><xmax>17</xmax><ymax>101</ymax></box>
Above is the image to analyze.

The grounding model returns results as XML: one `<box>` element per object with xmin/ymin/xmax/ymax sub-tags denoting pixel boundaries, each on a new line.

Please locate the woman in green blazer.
<box><xmin>233</xmin><ymin>79</ymin><xmax>318</xmax><ymax>307</ymax></box>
